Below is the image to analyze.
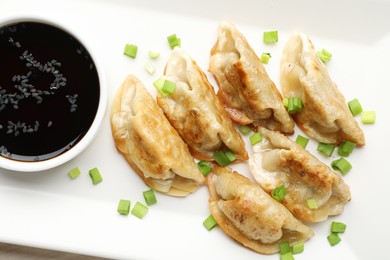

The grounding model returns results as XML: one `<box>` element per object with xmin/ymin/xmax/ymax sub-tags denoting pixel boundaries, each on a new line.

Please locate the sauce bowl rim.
<box><xmin>0</xmin><ymin>13</ymin><xmax>107</xmax><ymax>172</ymax></box>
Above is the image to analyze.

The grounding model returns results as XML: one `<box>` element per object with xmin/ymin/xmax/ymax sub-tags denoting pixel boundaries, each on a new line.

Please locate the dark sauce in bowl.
<box><xmin>0</xmin><ymin>21</ymin><xmax>100</xmax><ymax>162</ymax></box>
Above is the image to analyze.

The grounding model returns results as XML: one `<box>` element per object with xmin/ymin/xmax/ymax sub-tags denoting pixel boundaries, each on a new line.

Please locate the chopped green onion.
<box><xmin>89</xmin><ymin>167</ymin><xmax>103</xmax><ymax>185</ymax></box>
<box><xmin>331</xmin><ymin>221</ymin><xmax>347</xmax><ymax>233</ymax></box>
<box><xmin>306</xmin><ymin>198</ymin><xmax>318</xmax><ymax>209</ymax></box>
<box><xmin>203</xmin><ymin>214</ymin><xmax>218</xmax><ymax>230</ymax></box>
<box><xmin>148</xmin><ymin>50</ymin><xmax>160</xmax><ymax>59</ymax></box>
<box><xmin>338</xmin><ymin>141</ymin><xmax>356</xmax><ymax>157</ymax></box>
<box><xmin>272</xmin><ymin>185</ymin><xmax>287</xmax><ymax>201</ymax></box>
<box><xmin>167</xmin><ymin>34</ymin><xmax>181</xmax><ymax>49</ymax></box>
<box><xmin>153</xmin><ymin>77</ymin><xmax>168</xmax><ymax>97</ymax></box>
<box><xmin>117</xmin><ymin>199</ymin><xmax>131</xmax><ymax>215</ymax></box>
<box><xmin>280</xmin><ymin>252</ymin><xmax>295</xmax><ymax>260</ymax></box>
<box><xmin>322</xmin><ymin>49</ymin><xmax>332</xmax><ymax>57</ymax></box>
<box><xmin>295</xmin><ymin>135</ymin><xmax>309</xmax><ymax>149</ymax></box>
<box><xmin>279</xmin><ymin>241</ymin><xmax>291</xmax><ymax>255</ymax></box>
<box><xmin>143</xmin><ymin>189</ymin><xmax>157</xmax><ymax>206</ymax></box>
<box><xmin>197</xmin><ymin>160</ymin><xmax>212</xmax><ymax>176</ymax></box>
<box><xmin>317</xmin><ymin>48</ymin><xmax>332</xmax><ymax>63</ymax></box>
<box><xmin>283</xmin><ymin>98</ymin><xmax>288</xmax><ymax>108</ymax></box>
<box><xmin>263</xmin><ymin>31</ymin><xmax>278</xmax><ymax>44</ymax></box>
<box><xmin>238</xmin><ymin>125</ymin><xmax>252</xmax><ymax>135</ymax></box>
<box><xmin>250</xmin><ymin>132</ymin><xmax>262</xmax><ymax>145</ymax></box>
<box><xmin>317</xmin><ymin>143</ymin><xmax>336</xmax><ymax>157</ymax></box>
<box><xmin>131</xmin><ymin>202</ymin><xmax>148</xmax><ymax>219</ymax></box>
<box><xmin>348</xmin><ymin>98</ymin><xmax>363</xmax><ymax>116</ymax></box>
<box><xmin>224</xmin><ymin>151</ymin><xmax>236</xmax><ymax>163</ymax></box>
<box><xmin>260</xmin><ymin>53</ymin><xmax>271</xmax><ymax>64</ymax></box>
<box><xmin>331</xmin><ymin>158</ymin><xmax>352</xmax><ymax>175</ymax></box>
<box><xmin>291</xmin><ymin>242</ymin><xmax>304</xmax><ymax>254</ymax></box>
<box><xmin>153</xmin><ymin>78</ymin><xmax>176</xmax><ymax>97</ymax></box>
<box><xmin>361</xmin><ymin>110</ymin><xmax>376</xmax><ymax>124</ymax></box>
<box><xmin>287</xmin><ymin>97</ymin><xmax>303</xmax><ymax>114</ymax></box>
<box><xmin>162</xmin><ymin>79</ymin><xmax>176</xmax><ymax>94</ymax></box>
<box><xmin>123</xmin><ymin>44</ymin><xmax>138</xmax><ymax>58</ymax></box>
<box><xmin>213</xmin><ymin>151</ymin><xmax>231</xmax><ymax>167</ymax></box>
<box><xmin>68</xmin><ymin>167</ymin><xmax>81</xmax><ymax>180</ymax></box>
<box><xmin>327</xmin><ymin>233</ymin><xmax>341</xmax><ymax>246</ymax></box>
<box><xmin>144</xmin><ymin>62</ymin><xmax>156</xmax><ymax>74</ymax></box>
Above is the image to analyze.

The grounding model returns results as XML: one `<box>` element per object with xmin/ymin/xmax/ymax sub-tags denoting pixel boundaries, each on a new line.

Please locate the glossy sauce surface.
<box><xmin>0</xmin><ymin>22</ymin><xmax>100</xmax><ymax>162</ymax></box>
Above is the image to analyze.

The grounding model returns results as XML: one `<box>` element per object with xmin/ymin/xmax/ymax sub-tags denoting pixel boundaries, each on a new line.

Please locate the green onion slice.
<box><xmin>283</xmin><ymin>98</ymin><xmax>288</xmax><ymax>108</ymax></box>
<box><xmin>287</xmin><ymin>97</ymin><xmax>303</xmax><ymax>114</ymax></box>
<box><xmin>117</xmin><ymin>199</ymin><xmax>131</xmax><ymax>215</ymax></box>
<box><xmin>197</xmin><ymin>160</ymin><xmax>212</xmax><ymax>176</ymax></box>
<box><xmin>260</xmin><ymin>53</ymin><xmax>271</xmax><ymax>64</ymax></box>
<box><xmin>153</xmin><ymin>78</ymin><xmax>168</xmax><ymax>97</ymax></box>
<box><xmin>338</xmin><ymin>141</ymin><xmax>356</xmax><ymax>157</ymax></box>
<box><xmin>263</xmin><ymin>31</ymin><xmax>278</xmax><ymax>44</ymax></box>
<box><xmin>203</xmin><ymin>214</ymin><xmax>218</xmax><ymax>231</ymax></box>
<box><xmin>123</xmin><ymin>44</ymin><xmax>138</xmax><ymax>59</ymax></box>
<box><xmin>162</xmin><ymin>79</ymin><xmax>176</xmax><ymax>94</ymax></box>
<box><xmin>295</xmin><ymin>135</ymin><xmax>309</xmax><ymax>149</ymax></box>
<box><xmin>331</xmin><ymin>221</ymin><xmax>347</xmax><ymax>233</ymax></box>
<box><xmin>291</xmin><ymin>241</ymin><xmax>304</xmax><ymax>254</ymax></box>
<box><xmin>224</xmin><ymin>151</ymin><xmax>236</xmax><ymax>163</ymax></box>
<box><xmin>361</xmin><ymin>110</ymin><xmax>376</xmax><ymax>124</ymax></box>
<box><xmin>144</xmin><ymin>62</ymin><xmax>156</xmax><ymax>74</ymax></box>
<box><xmin>148</xmin><ymin>50</ymin><xmax>160</xmax><ymax>59</ymax></box>
<box><xmin>131</xmin><ymin>202</ymin><xmax>149</xmax><ymax>219</ymax></box>
<box><xmin>280</xmin><ymin>252</ymin><xmax>294</xmax><ymax>260</ymax></box>
<box><xmin>317</xmin><ymin>48</ymin><xmax>332</xmax><ymax>63</ymax></box>
<box><xmin>317</xmin><ymin>143</ymin><xmax>336</xmax><ymax>157</ymax></box>
<box><xmin>348</xmin><ymin>98</ymin><xmax>363</xmax><ymax>116</ymax></box>
<box><xmin>238</xmin><ymin>125</ymin><xmax>252</xmax><ymax>135</ymax></box>
<box><xmin>89</xmin><ymin>167</ymin><xmax>103</xmax><ymax>185</ymax></box>
<box><xmin>306</xmin><ymin>198</ymin><xmax>318</xmax><ymax>209</ymax></box>
<box><xmin>250</xmin><ymin>132</ymin><xmax>262</xmax><ymax>145</ymax></box>
<box><xmin>213</xmin><ymin>151</ymin><xmax>231</xmax><ymax>167</ymax></box>
<box><xmin>167</xmin><ymin>34</ymin><xmax>181</xmax><ymax>49</ymax></box>
<box><xmin>331</xmin><ymin>158</ymin><xmax>352</xmax><ymax>175</ymax></box>
<box><xmin>153</xmin><ymin>78</ymin><xmax>176</xmax><ymax>97</ymax></box>
<box><xmin>68</xmin><ymin>167</ymin><xmax>81</xmax><ymax>180</ymax></box>
<box><xmin>143</xmin><ymin>189</ymin><xmax>157</xmax><ymax>206</ymax></box>
<box><xmin>279</xmin><ymin>241</ymin><xmax>291</xmax><ymax>255</ymax></box>
<box><xmin>272</xmin><ymin>185</ymin><xmax>287</xmax><ymax>201</ymax></box>
<box><xmin>327</xmin><ymin>233</ymin><xmax>341</xmax><ymax>246</ymax></box>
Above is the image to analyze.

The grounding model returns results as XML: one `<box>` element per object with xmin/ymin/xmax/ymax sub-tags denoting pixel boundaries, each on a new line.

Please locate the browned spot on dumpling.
<box><xmin>209</xmin><ymin>22</ymin><xmax>295</xmax><ymax>135</ymax></box>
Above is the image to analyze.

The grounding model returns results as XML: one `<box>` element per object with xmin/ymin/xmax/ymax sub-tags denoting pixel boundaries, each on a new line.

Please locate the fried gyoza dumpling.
<box><xmin>157</xmin><ymin>47</ymin><xmax>248</xmax><ymax>161</ymax></box>
<box><xmin>248</xmin><ymin>127</ymin><xmax>351</xmax><ymax>222</ymax></box>
<box><xmin>280</xmin><ymin>32</ymin><xmax>365</xmax><ymax>146</ymax></box>
<box><xmin>207</xmin><ymin>166</ymin><xmax>313</xmax><ymax>254</ymax></box>
<box><xmin>110</xmin><ymin>75</ymin><xmax>204</xmax><ymax>197</ymax></box>
<box><xmin>209</xmin><ymin>21</ymin><xmax>295</xmax><ymax>135</ymax></box>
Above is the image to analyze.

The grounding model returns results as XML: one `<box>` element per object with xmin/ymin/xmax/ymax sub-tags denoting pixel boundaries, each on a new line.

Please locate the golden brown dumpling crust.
<box><xmin>280</xmin><ymin>32</ymin><xmax>365</xmax><ymax>146</ymax></box>
<box><xmin>209</xmin><ymin>22</ymin><xmax>295</xmax><ymax>134</ymax></box>
<box><xmin>157</xmin><ymin>47</ymin><xmax>248</xmax><ymax>161</ymax></box>
<box><xmin>249</xmin><ymin>127</ymin><xmax>351</xmax><ymax>222</ymax></box>
<box><xmin>207</xmin><ymin>166</ymin><xmax>314</xmax><ymax>254</ymax></box>
<box><xmin>110</xmin><ymin>75</ymin><xmax>204</xmax><ymax>196</ymax></box>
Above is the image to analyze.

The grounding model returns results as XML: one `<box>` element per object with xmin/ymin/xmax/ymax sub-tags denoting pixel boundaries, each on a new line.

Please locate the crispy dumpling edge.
<box><xmin>157</xmin><ymin>47</ymin><xmax>248</xmax><ymax>162</ymax></box>
<box><xmin>280</xmin><ymin>32</ymin><xmax>365</xmax><ymax>146</ymax></box>
<box><xmin>110</xmin><ymin>74</ymin><xmax>204</xmax><ymax>197</ymax></box>
<box><xmin>209</xmin><ymin>21</ymin><xmax>295</xmax><ymax>135</ymax></box>
<box><xmin>249</xmin><ymin>127</ymin><xmax>352</xmax><ymax>222</ymax></box>
<box><xmin>207</xmin><ymin>165</ymin><xmax>314</xmax><ymax>254</ymax></box>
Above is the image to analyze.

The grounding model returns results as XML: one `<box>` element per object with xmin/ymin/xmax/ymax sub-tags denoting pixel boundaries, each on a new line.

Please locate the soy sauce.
<box><xmin>0</xmin><ymin>22</ymin><xmax>100</xmax><ymax>162</ymax></box>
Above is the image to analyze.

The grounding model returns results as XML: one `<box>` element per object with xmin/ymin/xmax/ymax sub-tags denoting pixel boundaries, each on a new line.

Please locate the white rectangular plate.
<box><xmin>0</xmin><ymin>0</ymin><xmax>389</xmax><ymax>259</ymax></box>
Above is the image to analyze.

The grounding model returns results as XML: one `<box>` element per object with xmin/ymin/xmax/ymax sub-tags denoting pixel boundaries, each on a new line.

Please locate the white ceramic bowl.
<box><xmin>0</xmin><ymin>14</ymin><xmax>107</xmax><ymax>172</ymax></box>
